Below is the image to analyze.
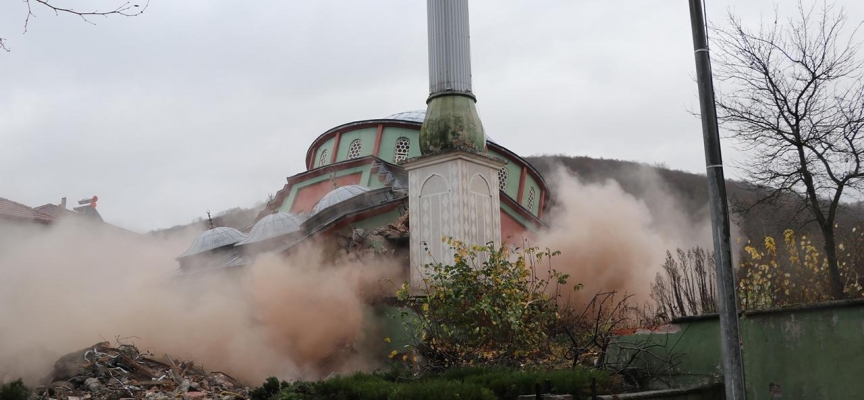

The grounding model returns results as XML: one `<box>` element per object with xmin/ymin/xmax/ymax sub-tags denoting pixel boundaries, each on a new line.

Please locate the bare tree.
<box><xmin>712</xmin><ymin>1</ymin><xmax>864</xmax><ymax>299</ymax></box>
<box><xmin>1</xmin><ymin>0</ymin><xmax>147</xmax><ymax>52</ymax></box>
<box><xmin>650</xmin><ymin>248</ymin><xmax>717</xmax><ymax>319</ymax></box>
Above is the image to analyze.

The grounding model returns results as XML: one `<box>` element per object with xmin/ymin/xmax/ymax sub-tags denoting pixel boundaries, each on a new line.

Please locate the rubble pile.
<box><xmin>38</xmin><ymin>341</ymin><xmax>250</xmax><ymax>400</ymax></box>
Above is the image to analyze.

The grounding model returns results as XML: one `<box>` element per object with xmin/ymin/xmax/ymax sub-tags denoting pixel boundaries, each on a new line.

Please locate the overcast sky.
<box><xmin>2</xmin><ymin>1</ymin><xmax>862</xmax><ymax>232</ymax></box>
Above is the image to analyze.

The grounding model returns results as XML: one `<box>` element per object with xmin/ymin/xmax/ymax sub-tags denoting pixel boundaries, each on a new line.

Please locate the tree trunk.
<box><xmin>822</xmin><ymin>226</ymin><xmax>846</xmax><ymax>299</ymax></box>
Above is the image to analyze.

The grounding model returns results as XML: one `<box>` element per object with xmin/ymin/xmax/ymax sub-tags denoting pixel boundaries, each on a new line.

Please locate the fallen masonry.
<box><xmin>37</xmin><ymin>341</ymin><xmax>250</xmax><ymax>400</ymax></box>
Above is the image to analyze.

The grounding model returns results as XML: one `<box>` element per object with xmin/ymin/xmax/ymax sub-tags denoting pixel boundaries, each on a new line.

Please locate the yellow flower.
<box><xmin>384</xmin><ymin>337</ymin><xmax>392</xmax><ymax>343</ymax></box>
<box><xmin>388</xmin><ymin>350</ymin><xmax>398</xmax><ymax>359</ymax></box>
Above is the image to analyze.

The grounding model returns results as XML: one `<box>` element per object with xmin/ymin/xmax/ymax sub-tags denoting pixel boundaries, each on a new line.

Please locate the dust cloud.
<box><xmin>0</xmin><ymin>219</ymin><xmax>400</xmax><ymax>386</ymax></box>
<box><xmin>0</xmin><ymin>165</ymin><xmax>728</xmax><ymax>385</ymax></box>
<box><xmin>535</xmin><ymin>166</ymin><xmax>716</xmax><ymax>303</ymax></box>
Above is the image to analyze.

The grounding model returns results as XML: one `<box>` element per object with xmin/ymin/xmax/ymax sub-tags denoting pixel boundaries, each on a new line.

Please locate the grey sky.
<box><xmin>2</xmin><ymin>1</ymin><xmax>862</xmax><ymax>232</ymax></box>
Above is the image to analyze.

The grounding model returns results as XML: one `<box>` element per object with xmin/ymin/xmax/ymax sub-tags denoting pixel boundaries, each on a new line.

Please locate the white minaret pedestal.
<box><xmin>404</xmin><ymin>150</ymin><xmax>505</xmax><ymax>291</ymax></box>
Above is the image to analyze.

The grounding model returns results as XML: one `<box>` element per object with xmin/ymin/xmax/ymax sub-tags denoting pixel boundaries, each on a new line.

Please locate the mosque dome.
<box><xmin>236</xmin><ymin>212</ymin><xmax>305</xmax><ymax>246</ymax></box>
<box><xmin>177</xmin><ymin>227</ymin><xmax>246</xmax><ymax>258</ymax></box>
<box><xmin>311</xmin><ymin>185</ymin><xmax>372</xmax><ymax>215</ymax></box>
<box><xmin>385</xmin><ymin>110</ymin><xmax>426</xmax><ymax>123</ymax></box>
<box><xmin>385</xmin><ymin>110</ymin><xmax>497</xmax><ymax>144</ymax></box>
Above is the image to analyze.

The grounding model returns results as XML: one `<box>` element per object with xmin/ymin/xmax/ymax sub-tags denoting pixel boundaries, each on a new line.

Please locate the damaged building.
<box><xmin>174</xmin><ymin>110</ymin><xmax>550</xmax><ymax>279</ymax></box>
<box><xmin>175</xmin><ymin>0</ymin><xmax>549</xmax><ymax>289</ymax></box>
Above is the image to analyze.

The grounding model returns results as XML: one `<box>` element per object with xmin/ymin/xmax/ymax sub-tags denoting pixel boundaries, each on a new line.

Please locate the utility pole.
<box><xmin>687</xmin><ymin>0</ymin><xmax>747</xmax><ymax>399</ymax></box>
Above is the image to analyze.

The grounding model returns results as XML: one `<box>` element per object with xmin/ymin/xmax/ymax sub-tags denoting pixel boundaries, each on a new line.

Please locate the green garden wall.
<box><xmin>610</xmin><ymin>299</ymin><xmax>864</xmax><ymax>399</ymax></box>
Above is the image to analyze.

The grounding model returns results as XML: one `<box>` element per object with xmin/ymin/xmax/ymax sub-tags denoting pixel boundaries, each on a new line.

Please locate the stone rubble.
<box><xmin>35</xmin><ymin>341</ymin><xmax>250</xmax><ymax>400</ymax></box>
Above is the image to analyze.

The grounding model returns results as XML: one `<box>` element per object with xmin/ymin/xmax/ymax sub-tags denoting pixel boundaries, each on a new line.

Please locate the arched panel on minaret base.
<box><xmin>405</xmin><ymin>151</ymin><xmax>504</xmax><ymax>292</ymax></box>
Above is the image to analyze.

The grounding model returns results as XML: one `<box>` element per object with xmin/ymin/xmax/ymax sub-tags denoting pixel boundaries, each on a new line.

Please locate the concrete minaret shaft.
<box><xmin>419</xmin><ymin>0</ymin><xmax>486</xmax><ymax>154</ymax></box>
<box><xmin>406</xmin><ymin>0</ymin><xmax>503</xmax><ymax>291</ymax></box>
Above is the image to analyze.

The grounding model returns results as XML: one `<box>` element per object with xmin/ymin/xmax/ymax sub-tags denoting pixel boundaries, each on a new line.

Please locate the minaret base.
<box><xmin>404</xmin><ymin>150</ymin><xmax>505</xmax><ymax>291</ymax></box>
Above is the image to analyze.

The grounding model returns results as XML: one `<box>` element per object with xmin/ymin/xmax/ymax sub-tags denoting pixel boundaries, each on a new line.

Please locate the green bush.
<box><xmin>443</xmin><ymin>367</ymin><xmax>612</xmax><ymax>400</ymax></box>
<box><xmin>314</xmin><ymin>373</ymin><xmax>395</xmax><ymax>400</ymax></box>
<box><xmin>259</xmin><ymin>367</ymin><xmax>613</xmax><ymax>400</ymax></box>
<box><xmin>251</xmin><ymin>377</ymin><xmax>287</xmax><ymax>400</ymax></box>
<box><xmin>391</xmin><ymin>380</ymin><xmax>495</xmax><ymax>400</ymax></box>
<box><xmin>0</xmin><ymin>379</ymin><xmax>30</xmax><ymax>400</ymax></box>
<box><xmin>396</xmin><ymin>241</ymin><xmax>569</xmax><ymax>368</ymax></box>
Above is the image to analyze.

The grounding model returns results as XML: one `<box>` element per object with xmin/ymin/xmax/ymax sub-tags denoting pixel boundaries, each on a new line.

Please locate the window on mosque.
<box><xmin>348</xmin><ymin>139</ymin><xmax>362</xmax><ymax>159</ymax></box>
<box><xmin>394</xmin><ymin>137</ymin><xmax>410</xmax><ymax>163</ymax></box>
<box><xmin>318</xmin><ymin>149</ymin><xmax>329</xmax><ymax>167</ymax></box>
<box><xmin>526</xmin><ymin>187</ymin><xmax>536</xmax><ymax>210</ymax></box>
<box><xmin>498</xmin><ymin>166</ymin><xmax>508</xmax><ymax>191</ymax></box>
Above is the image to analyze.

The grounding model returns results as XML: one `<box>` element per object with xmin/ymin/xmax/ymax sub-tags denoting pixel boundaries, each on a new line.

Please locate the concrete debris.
<box><xmin>373</xmin><ymin>211</ymin><xmax>409</xmax><ymax>239</ymax></box>
<box><xmin>36</xmin><ymin>341</ymin><xmax>249</xmax><ymax>400</ymax></box>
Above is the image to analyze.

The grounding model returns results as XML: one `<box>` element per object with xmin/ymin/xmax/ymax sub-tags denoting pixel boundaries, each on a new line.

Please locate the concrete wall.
<box><xmin>610</xmin><ymin>299</ymin><xmax>864</xmax><ymax>399</ymax></box>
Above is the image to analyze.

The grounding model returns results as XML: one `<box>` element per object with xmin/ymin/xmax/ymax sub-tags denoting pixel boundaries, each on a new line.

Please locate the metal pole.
<box><xmin>687</xmin><ymin>1</ymin><xmax>747</xmax><ymax>399</ymax></box>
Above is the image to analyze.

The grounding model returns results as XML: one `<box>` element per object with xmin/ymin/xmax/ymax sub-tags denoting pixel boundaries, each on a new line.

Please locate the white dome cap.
<box><xmin>236</xmin><ymin>212</ymin><xmax>305</xmax><ymax>245</ymax></box>
<box><xmin>178</xmin><ymin>227</ymin><xmax>246</xmax><ymax>258</ymax></box>
<box><xmin>311</xmin><ymin>185</ymin><xmax>372</xmax><ymax>215</ymax></box>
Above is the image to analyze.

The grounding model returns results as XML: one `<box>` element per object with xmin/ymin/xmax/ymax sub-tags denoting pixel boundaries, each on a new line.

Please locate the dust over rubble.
<box><xmin>0</xmin><ymin>219</ymin><xmax>401</xmax><ymax>386</ymax></box>
<box><xmin>535</xmin><ymin>167</ymin><xmax>716</xmax><ymax>304</ymax></box>
<box><xmin>0</xmin><ymin>167</ymin><xmax>721</xmax><ymax>385</ymax></box>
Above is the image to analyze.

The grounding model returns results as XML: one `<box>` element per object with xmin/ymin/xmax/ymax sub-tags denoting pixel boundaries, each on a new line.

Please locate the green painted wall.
<box><xmin>608</xmin><ymin>321</ymin><xmax>723</xmax><ymax>389</ymax></box>
<box><xmin>740</xmin><ymin>304</ymin><xmax>864</xmax><ymax>399</ymax></box>
<box><xmin>379</xmin><ymin>127</ymin><xmax>421</xmax><ymax>163</ymax></box>
<box><xmin>315</xmin><ymin>137</ymin><xmax>335</xmax><ymax>167</ymax></box>
<box><xmin>610</xmin><ymin>301</ymin><xmax>864</xmax><ymax>399</ymax></box>
<box><xmin>336</xmin><ymin>128</ymin><xmax>377</xmax><ymax>161</ymax></box>
<box><xmin>488</xmin><ymin>150</ymin><xmax>521</xmax><ymax>199</ymax></box>
<box><xmin>278</xmin><ymin>164</ymin><xmax>374</xmax><ymax>212</ymax></box>
<box><xmin>521</xmin><ymin>175</ymin><xmax>541</xmax><ymax>216</ymax></box>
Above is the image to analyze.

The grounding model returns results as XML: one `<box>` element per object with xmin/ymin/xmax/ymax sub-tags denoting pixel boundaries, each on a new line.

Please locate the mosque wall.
<box><xmin>520</xmin><ymin>175</ymin><xmax>542</xmax><ymax>215</ymax></box>
<box><xmin>378</xmin><ymin>127</ymin><xmax>422</xmax><ymax>164</ymax></box>
<box><xmin>314</xmin><ymin>137</ymin><xmax>335</xmax><ymax>167</ymax></box>
<box><xmin>488</xmin><ymin>149</ymin><xmax>521</xmax><ymax>200</ymax></box>
<box><xmin>335</xmin><ymin>128</ymin><xmax>377</xmax><ymax>161</ymax></box>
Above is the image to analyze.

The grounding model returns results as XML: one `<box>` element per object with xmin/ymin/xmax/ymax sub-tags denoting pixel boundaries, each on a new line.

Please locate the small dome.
<box><xmin>236</xmin><ymin>212</ymin><xmax>305</xmax><ymax>246</ymax></box>
<box><xmin>312</xmin><ymin>185</ymin><xmax>372</xmax><ymax>215</ymax></box>
<box><xmin>177</xmin><ymin>227</ymin><xmax>246</xmax><ymax>258</ymax></box>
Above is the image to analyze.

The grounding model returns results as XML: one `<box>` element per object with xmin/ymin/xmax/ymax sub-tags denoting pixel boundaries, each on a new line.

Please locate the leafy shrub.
<box><xmin>0</xmin><ymin>379</ymin><xmax>30</xmax><ymax>400</ymax></box>
<box><xmin>442</xmin><ymin>366</ymin><xmax>613</xmax><ymax>400</ymax></box>
<box><xmin>391</xmin><ymin>380</ymin><xmax>495</xmax><ymax>400</ymax></box>
<box><xmin>251</xmin><ymin>377</ymin><xmax>287</xmax><ymax>400</ymax></box>
<box><xmin>397</xmin><ymin>239</ymin><xmax>570</xmax><ymax>368</ymax></box>
<box><xmin>314</xmin><ymin>373</ymin><xmax>395</xmax><ymax>400</ymax></box>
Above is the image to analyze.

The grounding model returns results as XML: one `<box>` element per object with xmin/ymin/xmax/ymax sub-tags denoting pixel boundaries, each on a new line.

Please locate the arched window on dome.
<box><xmin>394</xmin><ymin>137</ymin><xmax>411</xmax><ymax>163</ymax></box>
<box><xmin>498</xmin><ymin>166</ymin><xmax>508</xmax><ymax>191</ymax></box>
<box><xmin>318</xmin><ymin>149</ymin><xmax>329</xmax><ymax>167</ymax></box>
<box><xmin>347</xmin><ymin>139</ymin><xmax>363</xmax><ymax>159</ymax></box>
<box><xmin>526</xmin><ymin>187</ymin><xmax>536</xmax><ymax>211</ymax></box>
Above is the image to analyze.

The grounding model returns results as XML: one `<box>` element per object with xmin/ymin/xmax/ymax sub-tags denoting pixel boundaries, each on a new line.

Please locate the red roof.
<box><xmin>0</xmin><ymin>197</ymin><xmax>57</xmax><ymax>224</ymax></box>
